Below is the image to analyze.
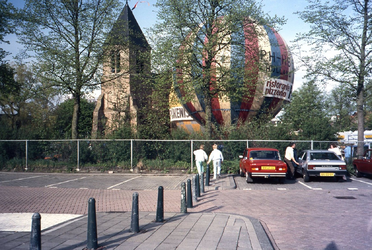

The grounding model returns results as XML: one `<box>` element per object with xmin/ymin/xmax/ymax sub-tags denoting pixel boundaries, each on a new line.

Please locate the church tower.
<box><xmin>92</xmin><ymin>1</ymin><xmax>151</xmax><ymax>137</ymax></box>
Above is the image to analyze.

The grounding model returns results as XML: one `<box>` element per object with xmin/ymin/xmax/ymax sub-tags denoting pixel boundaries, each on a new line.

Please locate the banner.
<box><xmin>263</xmin><ymin>78</ymin><xmax>293</xmax><ymax>101</ymax></box>
<box><xmin>170</xmin><ymin>107</ymin><xmax>194</xmax><ymax>122</ymax></box>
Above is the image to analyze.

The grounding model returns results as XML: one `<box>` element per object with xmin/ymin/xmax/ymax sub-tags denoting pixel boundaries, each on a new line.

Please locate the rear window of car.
<box><xmin>309</xmin><ymin>152</ymin><xmax>340</xmax><ymax>160</ymax></box>
<box><xmin>250</xmin><ymin>150</ymin><xmax>280</xmax><ymax>160</ymax></box>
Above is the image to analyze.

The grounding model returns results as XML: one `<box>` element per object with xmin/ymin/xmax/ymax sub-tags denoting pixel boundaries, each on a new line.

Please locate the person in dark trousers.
<box><xmin>284</xmin><ymin>142</ymin><xmax>299</xmax><ymax>179</ymax></box>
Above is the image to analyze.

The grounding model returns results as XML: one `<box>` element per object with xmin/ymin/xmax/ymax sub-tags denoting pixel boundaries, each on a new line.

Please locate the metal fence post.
<box><xmin>25</xmin><ymin>140</ymin><xmax>28</xmax><ymax>171</ymax></box>
<box><xmin>191</xmin><ymin>140</ymin><xmax>193</xmax><ymax>172</ymax></box>
<box><xmin>131</xmin><ymin>139</ymin><xmax>133</xmax><ymax>171</ymax></box>
<box><xmin>77</xmin><ymin>140</ymin><xmax>80</xmax><ymax>172</ymax></box>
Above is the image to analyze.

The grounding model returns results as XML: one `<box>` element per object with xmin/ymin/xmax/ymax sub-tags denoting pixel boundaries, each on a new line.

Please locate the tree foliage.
<box><xmin>329</xmin><ymin>83</ymin><xmax>357</xmax><ymax>132</ymax></box>
<box><xmin>52</xmin><ymin>98</ymin><xmax>95</xmax><ymax>139</ymax></box>
<box><xmin>17</xmin><ymin>0</ymin><xmax>122</xmax><ymax>139</ymax></box>
<box><xmin>294</xmin><ymin>0</ymin><xmax>372</xmax><ymax>157</ymax></box>
<box><xmin>0</xmin><ymin>0</ymin><xmax>16</xmax><ymax>61</ymax></box>
<box><xmin>278</xmin><ymin>81</ymin><xmax>337</xmax><ymax>141</ymax></box>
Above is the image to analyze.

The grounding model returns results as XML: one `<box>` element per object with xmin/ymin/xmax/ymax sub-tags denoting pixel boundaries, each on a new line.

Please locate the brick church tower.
<box><xmin>92</xmin><ymin>1</ymin><xmax>151</xmax><ymax>138</ymax></box>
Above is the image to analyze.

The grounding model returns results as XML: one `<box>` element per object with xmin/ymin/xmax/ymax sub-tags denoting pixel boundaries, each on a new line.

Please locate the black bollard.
<box><xmin>87</xmin><ymin>198</ymin><xmax>98</xmax><ymax>250</ymax></box>
<box><xmin>156</xmin><ymin>186</ymin><xmax>164</xmax><ymax>222</ymax></box>
<box><xmin>206</xmin><ymin>164</ymin><xmax>210</xmax><ymax>186</ymax></box>
<box><xmin>131</xmin><ymin>192</ymin><xmax>139</xmax><ymax>233</ymax></box>
<box><xmin>180</xmin><ymin>182</ymin><xmax>187</xmax><ymax>213</ymax></box>
<box><xmin>196</xmin><ymin>174</ymin><xmax>200</xmax><ymax>197</ymax></box>
<box><xmin>201</xmin><ymin>172</ymin><xmax>205</xmax><ymax>193</ymax></box>
<box><xmin>192</xmin><ymin>175</ymin><xmax>198</xmax><ymax>204</ymax></box>
<box><xmin>186</xmin><ymin>179</ymin><xmax>193</xmax><ymax>208</ymax></box>
<box><xmin>30</xmin><ymin>213</ymin><xmax>41</xmax><ymax>250</ymax></box>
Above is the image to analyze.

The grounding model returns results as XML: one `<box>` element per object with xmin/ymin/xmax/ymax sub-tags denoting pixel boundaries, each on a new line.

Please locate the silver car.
<box><xmin>297</xmin><ymin>150</ymin><xmax>347</xmax><ymax>182</ymax></box>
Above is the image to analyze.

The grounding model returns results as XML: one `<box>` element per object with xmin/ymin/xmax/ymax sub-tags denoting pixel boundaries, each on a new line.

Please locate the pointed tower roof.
<box><xmin>106</xmin><ymin>1</ymin><xmax>150</xmax><ymax>49</ymax></box>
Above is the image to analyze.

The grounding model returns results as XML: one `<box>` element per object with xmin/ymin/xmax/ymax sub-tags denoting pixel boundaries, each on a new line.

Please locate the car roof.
<box><xmin>246</xmin><ymin>148</ymin><xmax>279</xmax><ymax>151</ymax></box>
<box><xmin>304</xmin><ymin>150</ymin><xmax>336</xmax><ymax>153</ymax></box>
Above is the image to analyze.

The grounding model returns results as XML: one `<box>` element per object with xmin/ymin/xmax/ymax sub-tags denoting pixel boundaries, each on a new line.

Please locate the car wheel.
<box><xmin>354</xmin><ymin>165</ymin><xmax>362</xmax><ymax>177</ymax></box>
<box><xmin>239</xmin><ymin>168</ymin><xmax>245</xmax><ymax>177</ymax></box>
<box><xmin>303</xmin><ymin>170</ymin><xmax>310</xmax><ymax>182</ymax></box>
<box><xmin>246</xmin><ymin>172</ymin><xmax>253</xmax><ymax>183</ymax></box>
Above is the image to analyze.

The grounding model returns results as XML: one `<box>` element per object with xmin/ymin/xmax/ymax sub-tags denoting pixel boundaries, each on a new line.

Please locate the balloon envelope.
<box><xmin>174</xmin><ymin>18</ymin><xmax>295</xmax><ymax>127</ymax></box>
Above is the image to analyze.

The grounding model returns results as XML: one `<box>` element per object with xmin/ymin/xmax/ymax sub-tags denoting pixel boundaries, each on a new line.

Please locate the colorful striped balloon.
<box><xmin>174</xmin><ymin>18</ymin><xmax>295</xmax><ymax>127</ymax></box>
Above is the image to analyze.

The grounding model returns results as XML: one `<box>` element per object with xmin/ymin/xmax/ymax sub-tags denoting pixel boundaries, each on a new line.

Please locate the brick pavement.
<box><xmin>1</xmin><ymin>174</ymin><xmax>371</xmax><ymax>249</ymax></box>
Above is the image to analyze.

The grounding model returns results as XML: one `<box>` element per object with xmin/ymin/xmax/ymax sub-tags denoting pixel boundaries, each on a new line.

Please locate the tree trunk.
<box><xmin>204</xmin><ymin>96</ymin><xmax>212</xmax><ymax>138</ymax></box>
<box><xmin>72</xmin><ymin>94</ymin><xmax>80</xmax><ymax>139</ymax></box>
<box><xmin>357</xmin><ymin>92</ymin><xmax>364</xmax><ymax>159</ymax></box>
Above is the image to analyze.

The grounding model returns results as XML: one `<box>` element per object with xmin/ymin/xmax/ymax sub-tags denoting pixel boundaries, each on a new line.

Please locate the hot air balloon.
<box><xmin>171</xmin><ymin>17</ymin><xmax>295</xmax><ymax>130</ymax></box>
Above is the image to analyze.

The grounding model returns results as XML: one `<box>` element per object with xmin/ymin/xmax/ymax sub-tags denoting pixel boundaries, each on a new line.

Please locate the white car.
<box><xmin>297</xmin><ymin>150</ymin><xmax>347</xmax><ymax>182</ymax></box>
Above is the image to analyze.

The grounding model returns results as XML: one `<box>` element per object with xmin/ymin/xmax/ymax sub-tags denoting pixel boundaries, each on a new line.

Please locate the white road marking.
<box><xmin>277</xmin><ymin>188</ymin><xmax>287</xmax><ymax>190</ymax></box>
<box><xmin>243</xmin><ymin>188</ymin><xmax>252</xmax><ymax>190</ymax></box>
<box><xmin>350</xmin><ymin>177</ymin><xmax>372</xmax><ymax>186</ymax></box>
<box><xmin>298</xmin><ymin>181</ymin><xmax>313</xmax><ymax>189</ymax></box>
<box><xmin>107</xmin><ymin>176</ymin><xmax>141</xmax><ymax>190</ymax></box>
<box><xmin>348</xmin><ymin>188</ymin><xmax>359</xmax><ymax>191</ymax></box>
<box><xmin>0</xmin><ymin>175</ymin><xmax>42</xmax><ymax>183</ymax></box>
<box><xmin>45</xmin><ymin>177</ymin><xmax>87</xmax><ymax>187</ymax></box>
<box><xmin>298</xmin><ymin>181</ymin><xmax>322</xmax><ymax>190</ymax></box>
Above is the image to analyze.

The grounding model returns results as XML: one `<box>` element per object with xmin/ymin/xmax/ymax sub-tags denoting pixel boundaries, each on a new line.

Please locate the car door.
<box><xmin>240</xmin><ymin>149</ymin><xmax>248</xmax><ymax>172</ymax></box>
<box><xmin>298</xmin><ymin>152</ymin><xmax>307</xmax><ymax>174</ymax></box>
<box><xmin>360</xmin><ymin>150</ymin><xmax>372</xmax><ymax>174</ymax></box>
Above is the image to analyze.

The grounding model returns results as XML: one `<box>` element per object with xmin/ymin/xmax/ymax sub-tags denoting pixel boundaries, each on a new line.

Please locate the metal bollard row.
<box><xmin>29</xmin><ymin>176</ymin><xmax>207</xmax><ymax>249</ymax></box>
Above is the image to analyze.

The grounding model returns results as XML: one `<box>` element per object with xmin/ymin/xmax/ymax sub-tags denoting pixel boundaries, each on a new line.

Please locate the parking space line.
<box><xmin>107</xmin><ymin>176</ymin><xmax>141</xmax><ymax>190</ymax></box>
<box><xmin>0</xmin><ymin>175</ymin><xmax>42</xmax><ymax>183</ymax></box>
<box><xmin>350</xmin><ymin>178</ymin><xmax>372</xmax><ymax>186</ymax></box>
<box><xmin>298</xmin><ymin>181</ymin><xmax>314</xmax><ymax>190</ymax></box>
<box><xmin>45</xmin><ymin>177</ymin><xmax>87</xmax><ymax>187</ymax></box>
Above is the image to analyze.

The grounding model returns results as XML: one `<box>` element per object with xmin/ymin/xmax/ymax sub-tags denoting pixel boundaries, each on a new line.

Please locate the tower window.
<box><xmin>110</xmin><ymin>50</ymin><xmax>121</xmax><ymax>73</ymax></box>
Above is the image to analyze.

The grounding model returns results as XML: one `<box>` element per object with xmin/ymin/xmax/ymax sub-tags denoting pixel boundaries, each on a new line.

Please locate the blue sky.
<box><xmin>4</xmin><ymin>0</ymin><xmax>311</xmax><ymax>91</ymax></box>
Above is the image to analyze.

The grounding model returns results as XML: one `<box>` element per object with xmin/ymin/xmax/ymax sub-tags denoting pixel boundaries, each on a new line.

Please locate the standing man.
<box><xmin>193</xmin><ymin>145</ymin><xmax>208</xmax><ymax>175</ymax></box>
<box><xmin>207</xmin><ymin>144</ymin><xmax>224</xmax><ymax>179</ymax></box>
<box><xmin>344</xmin><ymin>145</ymin><xmax>352</xmax><ymax>165</ymax></box>
<box><xmin>284</xmin><ymin>142</ymin><xmax>299</xmax><ymax>179</ymax></box>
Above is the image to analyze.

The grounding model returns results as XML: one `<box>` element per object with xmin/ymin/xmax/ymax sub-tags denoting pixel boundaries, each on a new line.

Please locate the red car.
<box><xmin>353</xmin><ymin>149</ymin><xmax>372</xmax><ymax>177</ymax></box>
<box><xmin>239</xmin><ymin>147</ymin><xmax>287</xmax><ymax>183</ymax></box>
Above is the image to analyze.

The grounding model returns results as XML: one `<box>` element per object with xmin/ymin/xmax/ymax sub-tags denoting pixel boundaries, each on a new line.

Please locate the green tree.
<box><xmin>17</xmin><ymin>0</ymin><xmax>122</xmax><ymax>139</ymax></box>
<box><xmin>150</xmin><ymin>0</ymin><xmax>286</xmax><ymax>138</ymax></box>
<box><xmin>329</xmin><ymin>83</ymin><xmax>356</xmax><ymax>132</ymax></box>
<box><xmin>294</xmin><ymin>0</ymin><xmax>372</xmax><ymax>157</ymax></box>
<box><xmin>0</xmin><ymin>0</ymin><xmax>16</xmax><ymax>61</ymax></box>
<box><xmin>52</xmin><ymin>98</ymin><xmax>95</xmax><ymax>139</ymax></box>
<box><xmin>278</xmin><ymin>81</ymin><xmax>336</xmax><ymax>141</ymax></box>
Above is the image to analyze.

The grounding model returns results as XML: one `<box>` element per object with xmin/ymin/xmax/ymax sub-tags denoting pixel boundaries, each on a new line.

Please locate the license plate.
<box><xmin>261</xmin><ymin>166</ymin><xmax>275</xmax><ymax>170</ymax></box>
<box><xmin>320</xmin><ymin>173</ymin><xmax>335</xmax><ymax>177</ymax></box>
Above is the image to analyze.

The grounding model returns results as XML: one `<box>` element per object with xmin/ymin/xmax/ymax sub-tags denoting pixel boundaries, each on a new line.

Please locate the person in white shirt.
<box><xmin>284</xmin><ymin>142</ymin><xmax>299</xmax><ymax>179</ymax></box>
<box><xmin>328</xmin><ymin>143</ymin><xmax>344</xmax><ymax>160</ymax></box>
<box><xmin>193</xmin><ymin>145</ymin><xmax>208</xmax><ymax>175</ymax></box>
<box><xmin>207</xmin><ymin>144</ymin><xmax>224</xmax><ymax>179</ymax></box>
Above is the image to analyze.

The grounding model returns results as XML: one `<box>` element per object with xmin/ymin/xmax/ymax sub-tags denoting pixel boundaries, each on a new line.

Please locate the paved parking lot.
<box><xmin>234</xmin><ymin>174</ymin><xmax>372</xmax><ymax>191</ymax></box>
<box><xmin>0</xmin><ymin>172</ymin><xmax>192</xmax><ymax>190</ymax></box>
<box><xmin>1</xmin><ymin>172</ymin><xmax>372</xmax><ymax>249</ymax></box>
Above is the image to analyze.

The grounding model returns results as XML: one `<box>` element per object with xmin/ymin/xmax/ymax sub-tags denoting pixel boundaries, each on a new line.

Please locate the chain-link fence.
<box><xmin>0</xmin><ymin>139</ymin><xmax>367</xmax><ymax>173</ymax></box>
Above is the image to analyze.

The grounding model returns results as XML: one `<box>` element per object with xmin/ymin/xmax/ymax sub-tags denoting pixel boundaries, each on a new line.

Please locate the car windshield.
<box><xmin>309</xmin><ymin>152</ymin><xmax>340</xmax><ymax>160</ymax></box>
<box><xmin>250</xmin><ymin>150</ymin><xmax>280</xmax><ymax>160</ymax></box>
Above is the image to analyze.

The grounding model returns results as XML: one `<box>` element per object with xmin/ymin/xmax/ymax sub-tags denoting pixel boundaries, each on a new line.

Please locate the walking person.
<box><xmin>207</xmin><ymin>144</ymin><xmax>224</xmax><ymax>179</ymax></box>
<box><xmin>193</xmin><ymin>145</ymin><xmax>208</xmax><ymax>175</ymax></box>
<box><xmin>284</xmin><ymin>142</ymin><xmax>299</xmax><ymax>179</ymax></box>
